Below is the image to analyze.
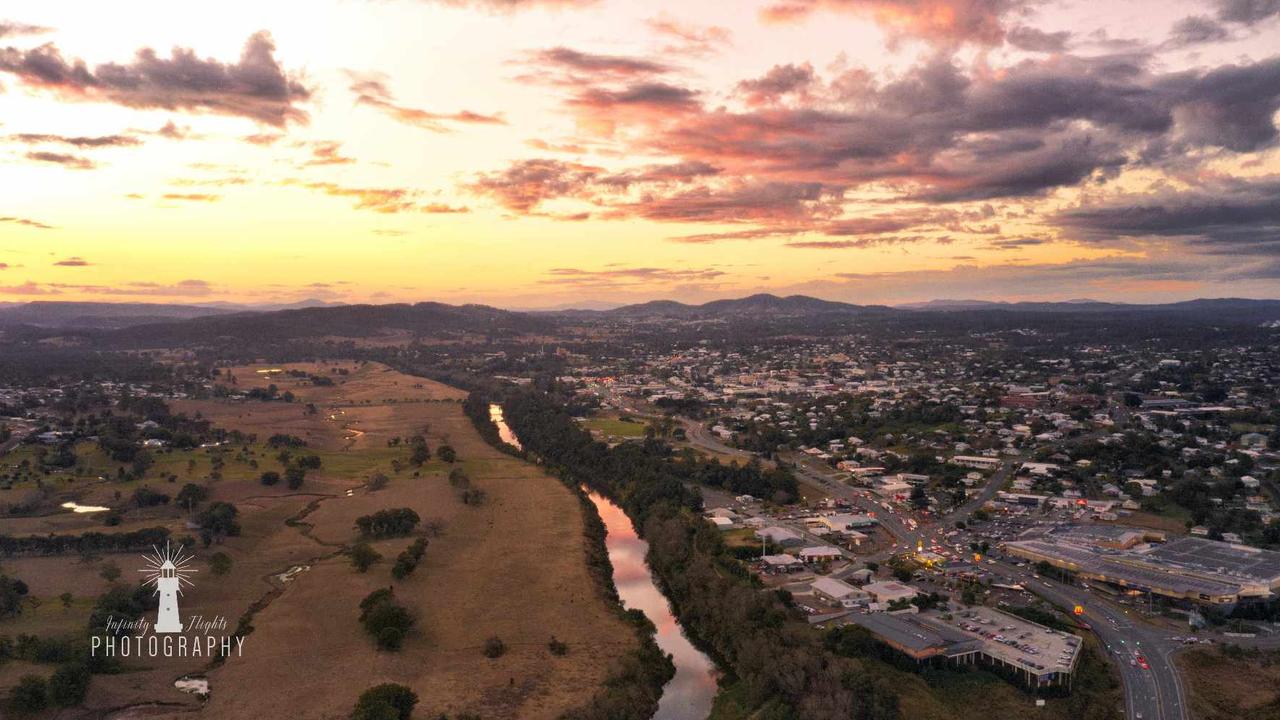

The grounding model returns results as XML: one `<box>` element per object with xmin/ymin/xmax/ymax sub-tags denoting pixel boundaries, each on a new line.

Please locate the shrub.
<box><xmin>482</xmin><ymin>636</ymin><xmax>506</xmax><ymax>659</ymax></box>
<box><xmin>209</xmin><ymin>552</ymin><xmax>233</xmax><ymax>576</ymax></box>
<box><xmin>391</xmin><ymin>538</ymin><xmax>428</xmax><ymax>580</ymax></box>
<box><xmin>356</xmin><ymin>508</ymin><xmax>420</xmax><ymax>539</ymax></box>
<box><xmin>47</xmin><ymin>663</ymin><xmax>90</xmax><ymax>707</ymax></box>
<box><xmin>359</xmin><ymin>589</ymin><xmax>413</xmax><ymax>651</ymax></box>
<box><xmin>352</xmin><ymin>683</ymin><xmax>417</xmax><ymax>720</ymax></box>
<box><xmin>351</xmin><ymin>543</ymin><xmax>382</xmax><ymax>573</ymax></box>
<box><xmin>9</xmin><ymin>675</ymin><xmax>47</xmax><ymax>714</ymax></box>
<box><xmin>548</xmin><ymin>636</ymin><xmax>568</xmax><ymax>656</ymax></box>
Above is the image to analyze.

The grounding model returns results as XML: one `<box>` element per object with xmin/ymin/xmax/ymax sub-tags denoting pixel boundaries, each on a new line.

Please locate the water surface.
<box><xmin>489</xmin><ymin>402</ymin><xmax>718</xmax><ymax>719</ymax></box>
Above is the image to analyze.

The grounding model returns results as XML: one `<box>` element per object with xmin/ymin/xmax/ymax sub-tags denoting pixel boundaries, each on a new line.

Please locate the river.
<box><xmin>487</xmin><ymin>405</ymin><xmax>719</xmax><ymax>719</ymax></box>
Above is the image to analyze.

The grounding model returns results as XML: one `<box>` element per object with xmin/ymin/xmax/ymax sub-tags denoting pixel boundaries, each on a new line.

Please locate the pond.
<box><xmin>61</xmin><ymin>501</ymin><xmax>110</xmax><ymax>513</ymax></box>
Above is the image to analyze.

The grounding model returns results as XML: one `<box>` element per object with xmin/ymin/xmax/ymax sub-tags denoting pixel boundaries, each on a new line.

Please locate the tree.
<box><xmin>0</xmin><ymin>574</ymin><xmax>29</xmax><ymax>617</ymax></box>
<box><xmin>259</xmin><ymin>471</ymin><xmax>281</xmax><ymax>486</ymax></box>
<box><xmin>352</xmin><ymin>684</ymin><xmax>418</xmax><ymax>720</ymax></box>
<box><xmin>360</xmin><ymin>589</ymin><xmax>413</xmax><ymax>651</ymax></box>
<box><xmin>482</xmin><ymin>636</ymin><xmax>506</xmax><ymax>658</ymax></box>
<box><xmin>285</xmin><ymin>465</ymin><xmax>306</xmax><ymax>490</ymax></box>
<box><xmin>437</xmin><ymin>445</ymin><xmax>457</xmax><ymax>463</ymax></box>
<box><xmin>47</xmin><ymin>663</ymin><xmax>90</xmax><ymax>707</ymax></box>
<box><xmin>99</xmin><ymin>562</ymin><xmax>122</xmax><ymax>583</ymax></box>
<box><xmin>351</xmin><ymin>543</ymin><xmax>382</xmax><ymax>573</ymax></box>
<box><xmin>175</xmin><ymin>483</ymin><xmax>209</xmax><ymax>509</ymax></box>
<box><xmin>355</xmin><ymin>508</ymin><xmax>420</xmax><ymax>538</ymax></box>
<box><xmin>8</xmin><ymin>675</ymin><xmax>47</xmax><ymax>714</ymax></box>
<box><xmin>209</xmin><ymin>551</ymin><xmax>233</xmax><ymax>576</ymax></box>
<box><xmin>196</xmin><ymin>502</ymin><xmax>241</xmax><ymax>541</ymax></box>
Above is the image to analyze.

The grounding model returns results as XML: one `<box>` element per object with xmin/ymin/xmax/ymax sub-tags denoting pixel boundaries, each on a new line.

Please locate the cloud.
<box><xmin>645</xmin><ymin>16</ymin><xmax>732</xmax><ymax>57</ymax></box>
<box><xmin>735</xmin><ymin>63</ymin><xmax>816</xmax><ymax>106</ymax></box>
<box><xmin>0</xmin><ymin>281</ymin><xmax>59</xmax><ymax>296</ymax></box>
<box><xmin>284</xmin><ymin>179</ymin><xmax>464</xmax><ymax>215</ymax></box>
<box><xmin>7</xmin><ymin>133</ymin><xmax>141</xmax><ymax>148</ymax></box>
<box><xmin>348</xmin><ymin>73</ymin><xmax>504</xmax><ymax>132</ymax></box>
<box><xmin>25</xmin><ymin>151</ymin><xmax>95</xmax><ymax>169</ymax></box>
<box><xmin>424</xmin><ymin>0</ymin><xmax>598</xmax><ymax>9</ymax></box>
<box><xmin>0</xmin><ymin>31</ymin><xmax>310</xmax><ymax>126</ymax></box>
<box><xmin>1215</xmin><ymin>0</ymin><xmax>1280</xmax><ymax>25</ymax></box>
<box><xmin>1166</xmin><ymin>16</ymin><xmax>1231</xmax><ymax>46</ymax></box>
<box><xmin>759</xmin><ymin>0</ymin><xmax>1028</xmax><ymax>46</ymax></box>
<box><xmin>467</xmin><ymin>158</ymin><xmax>601</xmax><ymax>212</ymax></box>
<box><xmin>0</xmin><ymin>215</ymin><xmax>53</xmax><ymax>229</ymax></box>
<box><xmin>1006</xmin><ymin>26</ymin><xmax>1071</xmax><ymax>52</ymax></box>
<box><xmin>302</xmin><ymin>140</ymin><xmax>356</xmax><ymax>166</ymax></box>
<box><xmin>161</xmin><ymin>193</ymin><xmax>221</xmax><ymax>202</ymax></box>
<box><xmin>540</xmin><ymin>265</ymin><xmax>726</xmax><ymax>288</ymax></box>
<box><xmin>524</xmin><ymin>47</ymin><xmax>672</xmax><ymax>79</ymax></box>
<box><xmin>1055</xmin><ymin>175</ymin><xmax>1280</xmax><ymax>257</ymax></box>
<box><xmin>0</xmin><ymin>20</ymin><xmax>49</xmax><ymax>39</ymax></box>
<box><xmin>53</xmin><ymin>256</ymin><xmax>90</xmax><ymax>266</ymax></box>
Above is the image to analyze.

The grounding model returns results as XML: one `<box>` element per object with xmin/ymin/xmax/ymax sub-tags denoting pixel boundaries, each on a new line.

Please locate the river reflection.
<box><xmin>488</xmin><ymin>403</ymin><xmax>718</xmax><ymax>719</ymax></box>
<box><xmin>587</xmin><ymin>491</ymin><xmax>719</xmax><ymax>720</ymax></box>
<box><xmin>489</xmin><ymin>403</ymin><xmax>522</xmax><ymax>449</ymax></box>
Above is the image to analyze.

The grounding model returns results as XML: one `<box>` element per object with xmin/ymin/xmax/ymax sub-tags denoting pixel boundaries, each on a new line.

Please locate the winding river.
<box><xmin>488</xmin><ymin>405</ymin><xmax>719</xmax><ymax>719</ymax></box>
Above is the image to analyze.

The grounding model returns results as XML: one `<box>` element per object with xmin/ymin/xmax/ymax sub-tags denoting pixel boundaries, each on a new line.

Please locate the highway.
<box><xmin>600</xmin><ymin>386</ymin><xmax>1189</xmax><ymax>720</ymax></box>
<box><xmin>676</xmin><ymin>413</ymin><xmax>1188</xmax><ymax>720</ymax></box>
<box><xmin>988</xmin><ymin>558</ymin><xmax>1188</xmax><ymax>720</ymax></box>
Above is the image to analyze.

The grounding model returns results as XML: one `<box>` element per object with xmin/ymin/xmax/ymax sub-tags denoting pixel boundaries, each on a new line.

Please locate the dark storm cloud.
<box><xmin>1055</xmin><ymin>176</ymin><xmax>1280</xmax><ymax>255</ymax></box>
<box><xmin>1215</xmin><ymin>0</ymin><xmax>1280</xmax><ymax>24</ymax></box>
<box><xmin>1005</xmin><ymin>26</ymin><xmax>1071</xmax><ymax>52</ymax></box>
<box><xmin>1166</xmin><ymin>56</ymin><xmax>1280</xmax><ymax>152</ymax></box>
<box><xmin>1166</xmin><ymin>16</ymin><xmax>1231</xmax><ymax>46</ymax></box>
<box><xmin>0</xmin><ymin>32</ymin><xmax>311</xmax><ymax>126</ymax></box>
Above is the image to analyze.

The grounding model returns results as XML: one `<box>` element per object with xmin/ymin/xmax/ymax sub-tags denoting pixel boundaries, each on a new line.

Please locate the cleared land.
<box><xmin>1178</xmin><ymin>647</ymin><xmax>1280</xmax><ymax>720</ymax></box>
<box><xmin>0</xmin><ymin>362</ymin><xmax>633</xmax><ymax>719</ymax></box>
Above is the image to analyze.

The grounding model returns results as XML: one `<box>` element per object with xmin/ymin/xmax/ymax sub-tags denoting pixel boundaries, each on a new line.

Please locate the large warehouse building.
<box><xmin>1005</xmin><ymin>525</ymin><xmax>1280</xmax><ymax>606</ymax></box>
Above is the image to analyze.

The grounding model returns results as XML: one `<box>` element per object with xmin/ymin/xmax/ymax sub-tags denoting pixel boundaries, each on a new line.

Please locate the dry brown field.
<box><xmin>0</xmin><ymin>362</ymin><xmax>633</xmax><ymax>720</ymax></box>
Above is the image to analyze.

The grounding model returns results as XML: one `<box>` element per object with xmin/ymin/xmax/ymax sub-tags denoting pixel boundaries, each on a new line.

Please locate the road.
<box><xmin>990</xmin><ymin>558</ymin><xmax>1188</xmax><ymax>720</ymax></box>
<box><xmin>675</xmin><ymin>410</ymin><xmax>1188</xmax><ymax>720</ymax></box>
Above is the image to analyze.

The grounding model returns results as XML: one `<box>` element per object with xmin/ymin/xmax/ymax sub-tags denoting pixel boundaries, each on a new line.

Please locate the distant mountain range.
<box><xmin>549</xmin><ymin>293</ymin><xmax>894</xmax><ymax>318</ymax></box>
<box><xmin>0</xmin><ymin>299</ymin><xmax>346</xmax><ymax>329</ymax></box>
<box><xmin>2</xmin><ymin>295</ymin><xmax>1279</xmax><ymax>338</ymax></box>
<box><xmin>96</xmin><ymin>302</ymin><xmax>553</xmax><ymax>347</ymax></box>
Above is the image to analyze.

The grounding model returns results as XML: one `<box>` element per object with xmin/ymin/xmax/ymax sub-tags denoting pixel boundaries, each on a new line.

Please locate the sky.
<box><xmin>1</xmin><ymin>0</ymin><xmax>1279</xmax><ymax>308</ymax></box>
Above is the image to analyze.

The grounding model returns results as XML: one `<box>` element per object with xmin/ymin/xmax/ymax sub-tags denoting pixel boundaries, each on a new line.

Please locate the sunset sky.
<box><xmin>2</xmin><ymin>0</ymin><xmax>1279</xmax><ymax>307</ymax></box>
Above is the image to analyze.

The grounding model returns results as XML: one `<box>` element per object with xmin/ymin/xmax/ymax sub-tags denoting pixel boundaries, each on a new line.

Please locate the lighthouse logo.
<box><xmin>139</xmin><ymin>542</ymin><xmax>197</xmax><ymax>633</ymax></box>
<box><xmin>89</xmin><ymin>541</ymin><xmax>245</xmax><ymax>660</ymax></box>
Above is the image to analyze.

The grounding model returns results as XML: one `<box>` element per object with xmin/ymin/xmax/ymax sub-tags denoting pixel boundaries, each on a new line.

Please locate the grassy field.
<box><xmin>0</xmin><ymin>362</ymin><xmax>635</xmax><ymax>719</ymax></box>
<box><xmin>582</xmin><ymin>416</ymin><xmax>649</xmax><ymax>439</ymax></box>
<box><xmin>1178</xmin><ymin>647</ymin><xmax>1280</xmax><ymax>720</ymax></box>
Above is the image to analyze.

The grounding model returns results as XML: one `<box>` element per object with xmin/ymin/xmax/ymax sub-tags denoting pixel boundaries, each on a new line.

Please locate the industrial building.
<box><xmin>1005</xmin><ymin>525</ymin><xmax>1280</xmax><ymax>606</ymax></box>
